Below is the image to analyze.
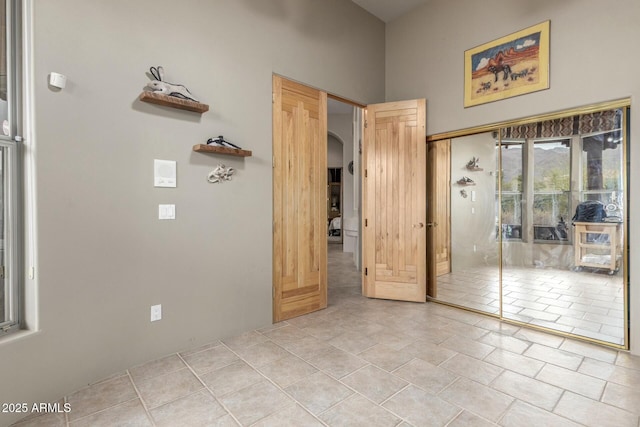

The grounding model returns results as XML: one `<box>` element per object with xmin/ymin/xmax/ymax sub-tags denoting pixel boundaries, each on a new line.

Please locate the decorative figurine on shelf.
<box><xmin>460</xmin><ymin>189</ymin><xmax>468</xmax><ymax>198</ymax></box>
<box><xmin>457</xmin><ymin>176</ymin><xmax>475</xmax><ymax>185</ymax></box>
<box><xmin>207</xmin><ymin>164</ymin><xmax>235</xmax><ymax>184</ymax></box>
<box><xmin>206</xmin><ymin>135</ymin><xmax>243</xmax><ymax>150</ymax></box>
<box><xmin>146</xmin><ymin>66</ymin><xmax>199</xmax><ymax>102</ymax></box>
<box><xmin>466</xmin><ymin>156</ymin><xmax>482</xmax><ymax>171</ymax></box>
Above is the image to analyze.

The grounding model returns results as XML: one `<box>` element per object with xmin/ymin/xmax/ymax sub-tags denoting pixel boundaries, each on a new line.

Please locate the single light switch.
<box><xmin>159</xmin><ymin>204</ymin><xmax>176</xmax><ymax>220</ymax></box>
<box><xmin>471</xmin><ymin>190</ymin><xmax>476</xmax><ymax>202</ymax></box>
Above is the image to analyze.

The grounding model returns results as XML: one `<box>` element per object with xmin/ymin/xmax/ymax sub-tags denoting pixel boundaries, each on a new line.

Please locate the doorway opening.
<box><xmin>327</xmin><ymin>97</ymin><xmax>362</xmax><ymax>305</ymax></box>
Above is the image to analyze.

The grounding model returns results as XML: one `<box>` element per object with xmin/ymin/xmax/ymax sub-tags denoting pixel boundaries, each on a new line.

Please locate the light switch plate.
<box><xmin>150</xmin><ymin>304</ymin><xmax>162</xmax><ymax>322</ymax></box>
<box><xmin>159</xmin><ymin>204</ymin><xmax>176</xmax><ymax>220</ymax></box>
<box><xmin>154</xmin><ymin>159</ymin><xmax>177</xmax><ymax>188</ymax></box>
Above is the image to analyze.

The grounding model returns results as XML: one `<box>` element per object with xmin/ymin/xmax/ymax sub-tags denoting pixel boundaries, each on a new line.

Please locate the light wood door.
<box><xmin>362</xmin><ymin>99</ymin><xmax>426</xmax><ymax>302</ymax></box>
<box><xmin>273</xmin><ymin>76</ymin><xmax>328</xmax><ymax>322</ymax></box>
<box><xmin>427</xmin><ymin>139</ymin><xmax>451</xmax><ymax>298</ymax></box>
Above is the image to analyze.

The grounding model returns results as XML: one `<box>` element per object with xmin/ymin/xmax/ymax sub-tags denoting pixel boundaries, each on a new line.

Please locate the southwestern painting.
<box><xmin>464</xmin><ymin>21</ymin><xmax>550</xmax><ymax>107</ymax></box>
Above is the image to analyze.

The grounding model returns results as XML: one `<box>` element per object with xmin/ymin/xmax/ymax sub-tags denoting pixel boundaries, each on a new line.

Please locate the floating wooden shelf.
<box><xmin>192</xmin><ymin>144</ymin><xmax>252</xmax><ymax>157</ymax></box>
<box><xmin>139</xmin><ymin>91</ymin><xmax>209</xmax><ymax>113</ymax></box>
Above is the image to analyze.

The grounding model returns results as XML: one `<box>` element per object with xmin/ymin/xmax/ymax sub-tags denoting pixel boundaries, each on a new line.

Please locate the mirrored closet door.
<box><xmin>428</xmin><ymin>101</ymin><xmax>629</xmax><ymax>348</ymax></box>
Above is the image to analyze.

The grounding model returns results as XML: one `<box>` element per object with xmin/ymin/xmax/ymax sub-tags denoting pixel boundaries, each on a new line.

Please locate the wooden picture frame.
<box><xmin>464</xmin><ymin>20</ymin><xmax>550</xmax><ymax>107</ymax></box>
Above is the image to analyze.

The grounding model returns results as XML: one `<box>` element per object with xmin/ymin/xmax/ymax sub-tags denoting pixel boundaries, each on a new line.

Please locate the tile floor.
<box><xmin>12</xmin><ymin>246</ymin><xmax>640</xmax><ymax>427</ymax></box>
<box><xmin>437</xmin><ymin>265</ymin><xmax>625</xmax><ymax>345</ymax></box>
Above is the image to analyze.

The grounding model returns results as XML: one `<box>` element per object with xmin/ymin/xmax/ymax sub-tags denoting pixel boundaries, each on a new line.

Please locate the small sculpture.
<box><xmin>457</xmin><ymin>176</ymin><xmax>475</xmax><ymax>185</ymax></box>
<box><xmin>208</xmin><ymin>164</ymin><xmax>235</xmax><ymax>183</ymax></box>
<box><xmin>206</xmin><ymin>135</ymin><xmax>242</xmax><ymax>150</ymax></box>
<box><xmin>460</xmin><ymin>189</ymin><xmax>468</xmax><ymax>198</ymax></box>
<box><xmin>146</xmin><ymin>66</ymin><xmax>199</xmax><ymax>102</ymax></box>
<box><xmin>466</xmin><ymin>157</ymin><xmax>482</xmax><ymax>170</ymax></box>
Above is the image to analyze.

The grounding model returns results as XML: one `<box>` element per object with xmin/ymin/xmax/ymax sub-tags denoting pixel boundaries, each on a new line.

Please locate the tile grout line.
<box><xmin>217</xmin><ymin>340</ymin><xmax>330</xmax><ymax>427</ymax></box>
<box><xmin>175</xmin><ymin>352</ymin><xmax>244</xmax><ymax>427</ymax></box>
<box><xmin>126</xmin><ymin>369</ymin><xmax>157</xmax><ymax>427</ymax></box>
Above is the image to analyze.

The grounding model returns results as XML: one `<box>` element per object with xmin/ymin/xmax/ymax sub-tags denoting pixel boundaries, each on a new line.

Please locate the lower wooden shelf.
<box><xmin>192</xmin><ymin>144</ymin><xmax>252</xmax><ymax>157</ymax></box>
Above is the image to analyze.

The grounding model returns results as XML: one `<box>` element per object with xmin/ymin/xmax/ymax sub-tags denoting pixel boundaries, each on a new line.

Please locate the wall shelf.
<box><xmin>192</xmin><ymin>144</ymin><xmax>252</xmax><ymax>157</ymax></box>
<box><xmin>139</xmin><ymin>91</ymin><xmax>209</xmax><ymax>113</ymax></box>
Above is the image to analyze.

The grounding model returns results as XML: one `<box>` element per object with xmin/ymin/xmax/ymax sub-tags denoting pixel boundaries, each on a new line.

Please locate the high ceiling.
<box><xmin>351</xmin><ymin>0</ymin><xmax>428</xmax><ymax>22</ymax></box>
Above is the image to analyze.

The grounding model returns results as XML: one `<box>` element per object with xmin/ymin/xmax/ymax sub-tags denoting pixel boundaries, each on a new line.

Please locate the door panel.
<box><xmin>427</xmin><ymin>139</ymin><xmax>451</xmax><ymax>297</ymax></box>
<box><xmin>363</xmin><ymin>99</ymin><xmax>426</xmax><ymax>302</ymax></box>
<box><xmin>273</xmin><ymin>76</ymin><xmax>327</xmax><ymax>322</ymax></box>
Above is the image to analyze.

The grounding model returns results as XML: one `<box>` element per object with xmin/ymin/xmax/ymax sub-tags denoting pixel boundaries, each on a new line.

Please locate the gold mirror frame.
<box><xmin>427</xmin><ymin>98</ymin><xmax>630</xmax><ymax>350</ymax></box>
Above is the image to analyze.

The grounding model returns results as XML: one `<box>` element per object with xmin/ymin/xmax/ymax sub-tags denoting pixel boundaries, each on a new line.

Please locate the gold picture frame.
<box><xmin>464</xmin><ymin>21</ymin><xmax>550</xmax><ymax>107</ymax></box>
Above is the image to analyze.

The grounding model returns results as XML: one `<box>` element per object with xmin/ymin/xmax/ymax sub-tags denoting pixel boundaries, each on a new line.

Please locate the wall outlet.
<box><xmin>473</xmin><ymin>244</ymin><xmax>477</xmax><ymax>252</ymax></box>
<box><xmin>150</xmin><ymin>304</ymin><xmax>162</xmax><ymax>322</ymax></box>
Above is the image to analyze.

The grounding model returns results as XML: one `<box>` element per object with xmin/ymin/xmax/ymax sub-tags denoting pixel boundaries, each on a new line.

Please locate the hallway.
<box><xmin>12</xmin><ymin>248</ymin><xmax>640</xmax><ymax>426</ymax></box>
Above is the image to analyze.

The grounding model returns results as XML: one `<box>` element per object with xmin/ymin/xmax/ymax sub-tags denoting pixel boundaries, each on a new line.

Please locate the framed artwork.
<box><xmin>464</xmin><ymin>20</ymin><xmax>550</xmax><ymax>107</ymax></box>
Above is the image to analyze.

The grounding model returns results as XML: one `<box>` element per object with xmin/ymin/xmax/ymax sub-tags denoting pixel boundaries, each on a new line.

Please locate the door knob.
<box><xmin>426</xmin><ymin>222</ymin><xmax>438</xmax><ymax>227</ymax></box>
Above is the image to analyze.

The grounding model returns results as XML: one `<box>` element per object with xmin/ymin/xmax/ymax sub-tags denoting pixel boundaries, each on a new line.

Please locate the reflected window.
<box><xmin>498</xmin><ymin>141</ymin><xmax>523</xmax><ymax>240</ymax></box>
<box><xmin>533</xmin><ymin>139</ymin><xmax>570</xmax><ymax>242</ymax></box>
<box><xmin>581</xmin><ymin>130</ymin><xmax>623</xmax><ymax>219</ymax></box>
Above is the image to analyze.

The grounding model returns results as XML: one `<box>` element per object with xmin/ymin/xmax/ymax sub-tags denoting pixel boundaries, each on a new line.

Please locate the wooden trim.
<box><xmin>427</xmin><ymin>98</ymin><xmax>631</xmax><ymax>142</ymax></box>
<box><xmin>327</xmin><ymin>93</ymin><xmax>366</xmax><ymax>109</ymax></box>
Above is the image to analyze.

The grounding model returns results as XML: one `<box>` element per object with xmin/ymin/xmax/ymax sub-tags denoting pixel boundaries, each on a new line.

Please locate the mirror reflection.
<box><xmin>430</xmin><ymin>106</ymin><xmax>628</xmax><ymax>347</ymax></box>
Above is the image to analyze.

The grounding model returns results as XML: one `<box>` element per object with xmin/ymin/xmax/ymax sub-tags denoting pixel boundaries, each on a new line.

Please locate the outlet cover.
<box><xmin>159</xmin><ymin>204</ymin><xmax>176</xmax><ymax>220</ymax></box>
<box><xmin>150</xmin><ymin>304</ymin><xmax>162</xmax><ymax>322</ymax></box>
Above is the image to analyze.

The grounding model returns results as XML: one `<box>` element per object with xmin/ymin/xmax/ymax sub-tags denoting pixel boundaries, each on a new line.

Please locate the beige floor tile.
<box><xmin>233</xmin><ymin>341</ymin><xmax>291</xmax><ymax>367</ymax></box>
<box><xmin>135</xmin><ymin>368</ymin><xmax>204</xmax><ymax>409</ymax></box>
<box><xmin>440</xmin><ymin>335</ymin><xmax>495</xmax><ymax>359</ymax></box>
<box><xmin>149</xmin><ymin>390</ymin><xmax>227</xmax><ymax>426</ymax></box>
<box><xmin>393</xmin><ymin>358</ymin><xmax>457</xmax><ymax>394</ymax></box>
<box><xmin>129</xmin><ymin>354</ymin><xmax>186</xmax><ymax>382</ymax></box>
<box><xmin>559</xmin><ymin>339</ymin><xmax>618</xmax><ymax>363</ymax></box>
<box><xmin>221</xmin><ymin>331</ymin><xmax>269</xmax><ymax>351</ymax></box>
<box><xmin>553</xmin><ymin>391</ymin><xmax>639</xmax><ymax>427</ymax></box>
<box><xmin>535</xmin><ymin>364</ymin><xmax>606</xmax><ymax>400</ymax></box>
<box><xmin>252</xmin><ymin>404</ymin><xmax>323</xmax><ymax>427</ymax></box>
<box><xmin>492</xmin><ymin>371</ymin><xmax>563</xmax><ymax>411</ymax></box>
<box><xmin>66</xmin><ymin>374</ymin><xmax>137</xmax><ymax>421</ymax></box>
<box><xmin>328</xmin><ymin>330</ymin><xmax>379</xmax><ymax>354</ymax></box>
<box><xmin>12</xmin><ymin>410</ymin><xmax>66</xmax><ymax>427</ymax></box>
<box><xmin>523</xmin><ymin>343</ymin><xmax>583</xmax><ymax>370</ymax></box>
<box><xmin>284</xmin><ymin>372</ymin><xmax>353</xmax><ymax>415</ymax></box>
<box><xmin>368</xmin><ymin>329</ymin><xmax>417</xmax><ymax>351</ymax></box>
<box><xmin>401</xmin><ymin>339</ymin><xmax>457</xmax><ymax>365</ymax></box>
<box><xmin>260</xmin><ymin>325</ymin><xmax>309</xmax><ymax>344</ymax></box>
<box><xmin>499</xmin><ymin>400</ymin><xmax>581</xmax><ymax>427</ymax></box>
<box><xmin>483</xmin><ymin>348</ymin><xmax>545</xmax><ymax>378</ymax></box>
<box><xmin>476</xmin><ymin>318</ymin><xmax>521</xmax><ymax>336</ymax></box>
<box><xmin>320</xmin><ymin>394</ymin><xmax>401</xmax><ymax>427</ymax></box>
<box><xmin>601</xmin><ymin>382</ymin><xmax>640</xmax><ymax>416</ymax></box>
<box><xmin>512</xmin><ymin>327</ymin><xmax>564</xmax><ymax>349</ymax></box>
<box><xmin>257</xmin><ymin>354</ymin><xmax>317</xmax><ymax>388</ymax></box>
<box><xmin>219</xmin><ymin>380</ymin><xmax>292</xmax><ymax>426</ymax></box>
<box><xmin>200</xmin><ymin>361</ymin><xmax>263</xmax><ymax>397</ymax></box>
<box><xmin>300</xmin><ymin>320</ymin><xmax>349</xmax><ymax>341</ymax></box>
<box><xmin>278</xmin><ymin>335</ymin><xmax>335</xmax><ymax>361</ymax></box>
<box><xmin>579</xmin><ymin>358</ymin><xmax>640</xmax><ymax>389</ymax></box>
<box><xmin>478</xmin><ymin>332</ymin><xmax>531</xmax><ymax>355</ymax></box>
<box><xmin>69</xmin><ymin>399</ymin><xmax>151</xmax><ymax>427</ymax></box>
<box><xmin>440</xmin><ymin>353</ymin><xmax>504</xmax><ymax>385</ymax></box>
<box><xmin>447</xmin><ymin>410</ymin><xmax>497</xmax><ymax>427</ymax></box>
<box><xmin>382</xmin><ymin>385</ymin><xmax>461</xmax><ymax>426</ymax></box>
<box><xmin>307</xmin><ymin>346</ymin><xmax>367</xmax><ymax>379</ymax></box>
<box><xmin>357</xmin><ymin>344</ymin><xmax>414</xmax><ymax>372</ymax></box>
<box><xmin>181</xmin><ymin>345</ymin><xmax>240</xmax><ymax>375</ymax></box>
<box><xmin>439</xmin><ymin>378</ymin><xmax>513</xmax><ymax>422</ymax></box>
<box><xmin>179</xmin><ymin>342</ymin><xmax>222</xmax><ymax>357</ymax></box>
<box><xmin>341</xmin><ymin>365</ymin><xmax>408</xmax><ymax>404</ymax></box>
<box><xmin>615</xmin><ymin>352</ymin><xmax>640</xmax><ymax>371</ymax></box>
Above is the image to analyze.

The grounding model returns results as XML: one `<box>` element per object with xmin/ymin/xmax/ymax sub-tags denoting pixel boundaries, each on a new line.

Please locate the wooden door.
<box><xmin>427</xmin><ymin>139</ymin><xmax>451</xmax><ymax>298</ymax></box>
<box><xmin>273</xmin><ymin>76</ymin><xmax>328</xmax><ymax>322</ymax></box>
<box><xmin>362</xmin><ymin>99</ymin><xmax>426</xmax><ymax>302</ymax></box>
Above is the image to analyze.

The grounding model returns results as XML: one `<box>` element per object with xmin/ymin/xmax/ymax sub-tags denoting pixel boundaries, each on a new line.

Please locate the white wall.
<box><xmin>387</xmin><ymin>0</ymin><xmax>640</xmax><ymax>354</ymax></box>
<box><xmin>0</xmin><ymin>1</ymin><xmax>385</xmax><ymax>424</ymax></box>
